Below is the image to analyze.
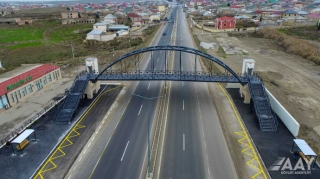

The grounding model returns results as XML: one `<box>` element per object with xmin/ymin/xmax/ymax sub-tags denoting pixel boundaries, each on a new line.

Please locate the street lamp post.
<box><xmin>131</xmin><ymin>93</ymin><xmax>166</xmax><ymax>178</ymax></box>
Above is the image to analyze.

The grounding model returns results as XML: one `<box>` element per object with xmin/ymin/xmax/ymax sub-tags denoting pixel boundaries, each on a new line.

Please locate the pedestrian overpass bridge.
<box><xmin>55</xmin><ymin>46</ymin><xmax>278</xmax><ymax>132</ymax></box>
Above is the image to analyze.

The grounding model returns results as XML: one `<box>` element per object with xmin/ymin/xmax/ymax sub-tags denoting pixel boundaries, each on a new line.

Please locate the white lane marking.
<box><xmin>204</xmin><ymin>140</ymin><xmax>207</xmax><ymax>149</ymax></box>
<box><xmin>88</xmin><ymin>142</ymin><xmax>91</xmax><ymax>147</ymax></box>
<box><xmin>138</xmin><ymin>104</ymin><xmax>143</xmax><ymax>115</ymax></box>
<box><xmin>148</xmin><ymin>83</ymin><xmax>151</xmax><ymax>90</ymax></box>
<box><xmin>183</xmin><ymin>134</ymin><xmax>185</xmax><ymax>151</ymax></box>
<box><xmin>121</xmin><ymin>141</ymin><xmax>130</xmax><ymax>161</ymax></box>
<box><xmin>183</xmin><ymin>100</ymin><xmax>184</xmax><ymax>110</ymax></box>
<box><xmin>182</xmin><ymin>66</ymin><xmax>183</xmax><ymax>71</ymax></box>
<box><xmin>208</xmin><ymin>166</ymin><xmax>211</xmax><ymax>176</ymax></box>
<box><xmin>154</xmin><ymin>68</ymin><xmax>156</xmax><ymax>71</ymax></box>
<box><xmin>181</xmin><ymin>81</ymin><xmax>184</xmax><ymax>87</ymax></box>
<box><xmin>157</xmin><ymin>58</ymin><xmax>159</xmax><ymax>61</ymax></box>
<box><xmin>160</xmin><ymin>51</ymin><xmax>162</xmax><ymax>53</ymax></box>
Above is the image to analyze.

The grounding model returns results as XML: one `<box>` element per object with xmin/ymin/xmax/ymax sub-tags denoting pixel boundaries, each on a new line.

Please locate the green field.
<box><xmin>0</xmin><ymin>20</ymin><xmax>91</xmax><ymax>48</ymax></box>
<box><xmin>50</xmin><ymin>23</ymin><xmax>92</xmax><ymax>43</ymax></box>
<box><xmin>0</xmin><ymin>20</ymin><xmax>94</xmax><ymax>72</ymax></box>
<box><xmin>0</xmin><ymin>20</ymin><xmax>160</xmax><ymax>74</ymax></box>
<box><xmin>0</xmin><ymin>27</ymin><xmax>45</xmax><ymax>43</ymax></box>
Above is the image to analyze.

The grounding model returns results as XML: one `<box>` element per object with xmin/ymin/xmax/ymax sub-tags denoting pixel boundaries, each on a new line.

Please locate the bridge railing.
<box><xmin>255</xmin><ymin>75</ymin><xmax>279</xmax><ymax>127</ymax></box>
<box><xmin>99</xmin><ymin>70</ymin><xmax>242</xmax><ymax>77</ymax></box>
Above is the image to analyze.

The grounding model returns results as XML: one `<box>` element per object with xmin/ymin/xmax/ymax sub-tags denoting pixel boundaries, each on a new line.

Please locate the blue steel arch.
<box><xmin>94</xmin><ymin>45</ymin><xmax>245</xmax><ymax>85</ymax></box>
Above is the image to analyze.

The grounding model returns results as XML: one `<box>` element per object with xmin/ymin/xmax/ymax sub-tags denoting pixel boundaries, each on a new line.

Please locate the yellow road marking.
<box><xmin>218</xmin><ymin>83</ymin><xmax>268</xmax><ymax>179</ymax></box>
<box><xmin>34</xmin><ymin>85</ymin><xmax>123</xmax><ymax>179</ymax></box>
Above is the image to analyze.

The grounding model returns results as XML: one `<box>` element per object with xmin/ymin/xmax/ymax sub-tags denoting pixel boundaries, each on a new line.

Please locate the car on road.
<box><xmin>162</xmin><ymin>32</ymin><xmax>167</xmax><ymax>36</ymax></box>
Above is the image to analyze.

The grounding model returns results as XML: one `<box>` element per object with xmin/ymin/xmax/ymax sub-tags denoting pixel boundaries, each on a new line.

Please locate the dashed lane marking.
<box><xmin>34</xmin><ymin>85</ymin><xmax>123</xmax><ymax>179</ymax></box>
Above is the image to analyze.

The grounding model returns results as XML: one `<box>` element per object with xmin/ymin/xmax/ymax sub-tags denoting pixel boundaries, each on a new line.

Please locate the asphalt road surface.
<box><xmin>158</xmin><ymin>6</ymin><xmax>238</xmax><ymax>179</ymax></box>
<box><xmin>88</xmin><ymin>8</ymin><xmax>178</xmax><ymax>179</ymax></box>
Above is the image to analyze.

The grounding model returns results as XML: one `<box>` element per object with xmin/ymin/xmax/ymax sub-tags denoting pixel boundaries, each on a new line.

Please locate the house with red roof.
<box><xmin>196</xmin><ymin>0</ymin><xmax>203</xmax><ymax>5</ymax></box>
<box><xmin>215</xmin><ymin>16</ymin><xmax>236</xmax><ymax>29</ymax></box>
<box><xmin>127</xmin><ymin>12</ymin><xmax>141</xmax><ymax>22</ymax></box>
<box><xmin>230</xmin><ymin>5</ymin><xmax>242</xmax><ymax>9</ymax></box>
<box><xmin>0</xmin><ymin>64</ymin><xmax>61</xmax><ymax>111</ymax></box>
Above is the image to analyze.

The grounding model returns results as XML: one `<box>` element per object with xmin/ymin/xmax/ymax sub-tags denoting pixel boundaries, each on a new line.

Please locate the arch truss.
<box><xmin>89</xmin><ymin>46</ymin><xmax>248</xmax><ymax>85</ymax></box>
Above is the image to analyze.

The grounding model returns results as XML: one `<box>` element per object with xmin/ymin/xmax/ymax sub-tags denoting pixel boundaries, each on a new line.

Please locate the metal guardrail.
<box><xmin>0</xmin><ymin>70</ymin><xmax>87</xmax><ymax>149</ymax></box>
<box><xmin>0</xmin><ymin>94</ymin><xmax>66</xmax><ymax>148</ymax></box>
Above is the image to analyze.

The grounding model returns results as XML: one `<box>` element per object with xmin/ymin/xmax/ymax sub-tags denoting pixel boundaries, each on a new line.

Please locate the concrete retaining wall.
<box><xmin>265</xmin><ymin>88</ymin><xmax>300</xmax><ymax>137</ymax></box>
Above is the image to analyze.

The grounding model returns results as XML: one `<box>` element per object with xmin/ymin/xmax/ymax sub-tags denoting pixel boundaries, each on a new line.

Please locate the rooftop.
<box><xmin>109</xmin><ymin>25</ymin><xmax>130</xmax><ymax>30</ymax></box>
<box><xmin>94</xmin><ymin>22</ymin><xmax>108</xmax><ymax>26</ymax></box>
<box><xmin>88</xmin><ymin>30</ymin><xmax>104</xmax><ymax>35</ymax></box>
<box><xmin>0</xmin><ymin>64</ymin><xmax>41</xmax><ymax>83</ymax></box>
<box><xmin>0</xmin><ymin>64</ymin><xmax>59</xmax><ymax>96</ymax></box>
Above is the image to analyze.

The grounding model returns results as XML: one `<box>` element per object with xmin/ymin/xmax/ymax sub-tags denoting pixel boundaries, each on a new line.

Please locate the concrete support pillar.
<box><xmin>240</xmin><ymin>84</ymin><xmax>251</xmax><ymax>104</ymax></box>
<box><xmin>84</xmin><ymin>81</ymin><xmax>100</xmax><ymax>99</ymax></box>
<box><xmin>239</xmin><ymin>59</ymin><xmax>256</xmax><ymax>104</ymax></box>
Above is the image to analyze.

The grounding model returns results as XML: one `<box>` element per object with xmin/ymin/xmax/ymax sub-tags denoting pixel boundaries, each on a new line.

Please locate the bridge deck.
<box><xmin>88</xmin><ymin>72</ymin><xmax>249</xmax><ymax>83</ymax></box>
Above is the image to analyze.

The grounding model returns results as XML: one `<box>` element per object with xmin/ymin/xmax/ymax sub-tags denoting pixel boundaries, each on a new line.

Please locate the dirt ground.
<box><xmin>195</xmin><ymin>31</ymin><xmax>320</xmax><ymax>161</ymax></box>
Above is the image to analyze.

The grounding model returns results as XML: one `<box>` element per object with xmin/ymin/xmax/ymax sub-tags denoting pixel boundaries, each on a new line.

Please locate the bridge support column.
<box><xmin>240</xmin><ymin>84</ymin><xmax>251</xmax><ymax>104</ymax></box>
<box><xmin>84</xmin><ymin>80</ymin><xmax>101</xmax><ymax>99</ymax></box>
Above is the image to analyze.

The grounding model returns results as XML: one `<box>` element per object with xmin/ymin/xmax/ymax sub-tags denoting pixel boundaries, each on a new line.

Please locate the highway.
<box><xmin>158</xmin><ymin>6</ymin><xmax>238</xmax><ymax>179</ymax></box>
<box><xmin>87</xmin><ymin>8</ymin><xmax>177</xmax><ymax>179</ymax></box>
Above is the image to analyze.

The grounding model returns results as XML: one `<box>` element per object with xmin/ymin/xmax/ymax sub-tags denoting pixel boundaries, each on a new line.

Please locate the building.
<box><xmin>283</xmin><ymin>10</ymin><xmax>298</xmax><ymax>17</ymax></box>
<box><xmin>93</xmin><ymin>22</ymin><xmax>109</xmax><ymax>32</ymax></box>
<box><xmin>157</xmin><ymin>5</ymin><xmax>165</xmax><ymax>12</ymax></box>
<box><xmin>149</xmin><ymin>15</ymin><xmax>160</xmax><ymax>22</ymax></box>
<box><xmin>86</xmin><ymin>30</ymin><xmax>103</xmax><ymax>40</ymax></box>
<box><xmin>127</xmin><ymin>12</ymin><xmax>142</xmax><ymax>22</ymax></box>
<box><xmin>103</xmin><ymin>14</ymin><xmax>117</xmax><ymax>24</ymax></box>
<box><xmin>116</xmin><ymin>30</ymin><xmax>128</xmax><ymax>36</ymax></box>
<box><xmin>61</xmin><ymin>12</ymin><xmax>79</xmax><ymax>19</ymax></box>
<box><xmin>62</xmin><ymin>18</ymin><xmax>95</xmax><ymax>24</ymax></box>
<box><xmin>0</xmin><ymin>64</ymin><xmax>61</xmax><ymax>112</ymax></box>
<box><xmin>0</xmin><ymin>18</ymin><xmax>21</xmax><ymax>25</ymax></box>
<box><xmin>215</xmin><ymin>16</ymin><xmax>236</xmax><ymax>29</ymax></box>
<box><xmin>108</xmin><ymin>25</ymin><xmax>130</xmax><ymax>31</ymax></box>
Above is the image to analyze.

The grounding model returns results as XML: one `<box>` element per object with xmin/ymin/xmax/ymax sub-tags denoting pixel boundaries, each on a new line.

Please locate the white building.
<box><xmin>86</xmin><ymin>30</ymin><xmax>103</xmax><ymax>40</ymax></box>
<box><xmin>116</xmin><ymin>30</ymin><xmax>128</xmax><ymax>36</ymax></box>
<box><xmin>103</xmin><ymin>14</ymin><xmax>117</xmax><ymax>24</ymax></box>
<box><xmin>93</xmin><ymin>22</ymin><xmax>109</xmax><ymax>32</ymax></box>
<box><xmin>149</xmin><ymin>15</ymin><xmax>160</xmax><ymax>22</ymax></box>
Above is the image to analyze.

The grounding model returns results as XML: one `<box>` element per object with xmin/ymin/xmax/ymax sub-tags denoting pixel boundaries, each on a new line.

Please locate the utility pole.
<box><xmin>129</xmin><ymin>33</ymin><xmax>131</xmax><ymax>48</ymax></box>
<box><xmin>131</xmin><ymin>93</ymin><xmax>166</xmax><ymax>178</ymax></box>
<box><xmin>71</xmin><ymin>42</ymin><xmax>74</xmax><ymax>59</ymax></box>
<box><xmin>202</xmin><ymin>18</ymin><xmax>204</xmax><ymax>35</ymax></box>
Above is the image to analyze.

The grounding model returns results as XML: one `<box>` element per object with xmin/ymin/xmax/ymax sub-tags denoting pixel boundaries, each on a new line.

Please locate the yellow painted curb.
<box><xmin>218</xmin><ymin>83</ymin><xmax>267</xmax><ymax>179</ymax></box>
<box><xmin>34</xmin><ymin>85</ymin><xmax>123</xmax><ymax>179</ymax></box>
